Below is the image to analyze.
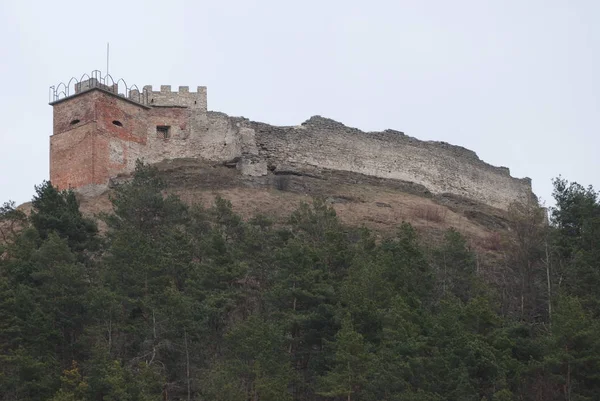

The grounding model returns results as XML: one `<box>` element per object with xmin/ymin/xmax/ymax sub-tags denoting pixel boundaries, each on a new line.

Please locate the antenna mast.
<box><xmin>106</xmin><ymin>43</ymin><xmax>110</xmax><ymax>77</ymax></box>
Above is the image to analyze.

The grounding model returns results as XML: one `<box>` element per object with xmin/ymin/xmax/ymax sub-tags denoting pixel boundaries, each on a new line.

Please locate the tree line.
<box><xmin>1</xmin><ymin>161</ymin><xmax>599</xmax><ymax>401</ymax></box>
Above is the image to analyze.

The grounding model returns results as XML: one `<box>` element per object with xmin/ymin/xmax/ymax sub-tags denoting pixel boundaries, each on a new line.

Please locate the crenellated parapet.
<box><xmin>49</xmin><ymin>72</ymin><xmax>207</xmax><ymax>112</ymax></box>
<box><xmin>140</xmin><ymin>85</ymin><xmax>207</xmax><ymax>111</ymax></box>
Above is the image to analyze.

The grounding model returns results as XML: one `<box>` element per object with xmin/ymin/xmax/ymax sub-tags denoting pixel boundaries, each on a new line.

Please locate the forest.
<box><xmin>1</xmin><ymin>161</ymin><xmax>599</xmax><ymax>401</ymax></box>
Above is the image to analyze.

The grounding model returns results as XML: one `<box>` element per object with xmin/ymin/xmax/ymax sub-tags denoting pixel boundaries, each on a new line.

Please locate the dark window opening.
<box><xmin>157</xmin><ymin>125</ymin><xmax>171</xmax><ymax>139</ymax></box>
<box><xmin>112</xmin><ymin>120</ymin><xmax>123</xmax><ymax>127</ymax></box>
<box><xmin>70</xmin><ymin>119</ymin><xmax>80</xmax><ymax>125</ymax></box>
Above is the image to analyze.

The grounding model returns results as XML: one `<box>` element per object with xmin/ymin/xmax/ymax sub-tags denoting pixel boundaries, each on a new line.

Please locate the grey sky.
<box><xmin>1</xmin><ymin>0</ymin><xmax>598</xmax><ymax>207</ymax></box>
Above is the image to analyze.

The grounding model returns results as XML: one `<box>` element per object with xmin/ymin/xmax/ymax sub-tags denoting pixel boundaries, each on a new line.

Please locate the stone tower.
<box><xmin>49</xmin><ymin>74</ymin><xmax>207</xmax><ymax>191</ymax></box>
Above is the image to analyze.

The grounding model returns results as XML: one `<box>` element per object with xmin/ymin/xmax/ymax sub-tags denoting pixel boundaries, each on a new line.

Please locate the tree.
<box><xmin>370</xmin><ymin>296</ymin><xmax>438</xmax><ymax>400</ymax></box>
<box><xmin>50</xmin><ymin>361</ymin><xmax>88</xmax><ymax>401</ymax></box>
<box><xmin>318</xmin><ymin>316</ymin><xmax>372</xmax><ymax>401</ymax></box>
<box><xmin>378</xmin><ymin>223</ymin><xmax>434</xmax><ymax>304</ymax></box>
<box><xmin>542</xmin><ymin>295</ymin><xmax>600</xmax><ymax>401</ymax></box>
<box><xmin>202</xmin><ymin>315</ymin><xmax>293</xmax><ymax>401</ymax></box>
<box><xmin>30</xmin><ymin>181</ymin><xmax>98</xmax><ymax>254</ymax></box>
<box><xmin>0</xmin><ymin>201</ymin><xmax>27</xmax><ymax>249</ymax></box>
<box><xmin>504</xmin><ymin>200</ymin><xmax>549</xmax><ymax>322</ymax></box>
<box><xmin>550</xmin><ymin>178</ymin><xmax>600</xmax><ymax>315</ymax></box>
<box><xmin>431</xmin><ymin>229</ymin><xmax>477</xmax><ymax>303</ymax></box>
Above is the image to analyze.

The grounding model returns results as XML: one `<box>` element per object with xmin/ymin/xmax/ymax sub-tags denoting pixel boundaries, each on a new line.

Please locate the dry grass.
<box><xmin>77</xmin><ymin>184</ymin><xmax>494</xmax><ymax>245</ymax></box>
<box><xmin>479</xmin><ymin>231</ymin><xmax>503</xmax><ymax>251</ymax></box>
<box><xmin>69</xmin><ymin>163</ymin><xmax>502</xmax><ymax>253</ymax></box>
<box><xmin>411</xmin><ymin>204</ymin><xmax>447</xmax><ymax>223</ymax></box>
<box><xmin>171</xmin><ymin>185</ymin><xmax>491</xmax><ymax>241</ymax></box>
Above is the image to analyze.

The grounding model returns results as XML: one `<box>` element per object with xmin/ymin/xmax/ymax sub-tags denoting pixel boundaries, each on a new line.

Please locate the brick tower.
<box><xmin>49</xmin><ymin>73</ymin><xmax>207</xmax><ymax>191</ymax></box>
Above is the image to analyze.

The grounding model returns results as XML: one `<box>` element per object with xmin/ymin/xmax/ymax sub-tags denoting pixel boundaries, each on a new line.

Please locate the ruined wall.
<box><xmin>50</xmin><ymin>85</ymin><xmax>534</xmax><ymax>211</ymax></box>
<box><xmin>234</xmin><ymin>116</ymin><xmax>533</xmax><ymax>210</ymax></box>
<box><xmin>140</xmin><ymin>110</ymin><xmax>240</xmax><ymax>165</ymax></box>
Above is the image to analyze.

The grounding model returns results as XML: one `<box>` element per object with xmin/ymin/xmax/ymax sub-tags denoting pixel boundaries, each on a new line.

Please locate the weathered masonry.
<box><xmin>49</xmin><ymin>73</ymin><xmax>535</xmax><ymax>210</ymax></box>
<box><xmin>49</xmin><ymin>74</ymin><xmax>207</xmax><ymax>190</ymax></box>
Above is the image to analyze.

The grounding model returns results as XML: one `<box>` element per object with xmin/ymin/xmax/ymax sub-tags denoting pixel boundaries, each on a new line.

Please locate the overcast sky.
<box><xmin>1</xmin><ymin>0</ymin><xmax>598</xmax><ymax>207</ymax></box>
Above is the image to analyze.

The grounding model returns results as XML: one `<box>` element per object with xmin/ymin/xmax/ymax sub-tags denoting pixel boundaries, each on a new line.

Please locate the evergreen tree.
<box><xmin>318</xmin><ymin>316</ymin><xmax>372</xmax><ymax>401</ymax></box>
<box><xmin>2</xmin><ymin>170</ymin><xmax>600</xmax><ymax>401</ymax></box>
<box><xmin>551</xmin><ymin>178</ymin><xmax>600</xmax><ymax>315</ymax></box>
<box><xmin>30</xmin><ymin>182</ymin><xmax>98</xmax><ymax>254</ymax></box>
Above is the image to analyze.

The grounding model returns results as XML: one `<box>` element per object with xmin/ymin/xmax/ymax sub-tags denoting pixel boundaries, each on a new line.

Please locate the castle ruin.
<box><xmin>49</xmin><ymin>73</ymin><xmax>534</xmax><ymax>211</ymax></box>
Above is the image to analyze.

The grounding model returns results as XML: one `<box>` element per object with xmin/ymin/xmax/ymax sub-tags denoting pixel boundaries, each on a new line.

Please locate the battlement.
<box><xmin>49</xmin><ymin>72</ymin><xmax>207</xmax><ymax>112</ymax></box>
<box><xmin>141</xmin><ymin>85</ymin><xmax>207</xmax><ymax>111</ymax></box>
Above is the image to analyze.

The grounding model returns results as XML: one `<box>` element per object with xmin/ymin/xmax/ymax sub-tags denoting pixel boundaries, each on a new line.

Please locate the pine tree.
<box><xmin>318</xmin><ymin>316</ymin><xmax>372</xmax><ymax>401</ymax></box>
<box><xmin>30</xmin><ymin>181</ymin><xmax>98</xmax><ymax>254</ymax></box>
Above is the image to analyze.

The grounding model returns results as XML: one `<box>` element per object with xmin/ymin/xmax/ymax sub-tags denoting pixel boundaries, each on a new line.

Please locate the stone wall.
<box><xmin>50</xmin><ymin>86</ymin><xmax>534</xmax><ymax>211</ymax></box>
<box><xmin>235</xmin><ymin>116</ymin><xmax>533</xmax><ymax>210</ymax></box>
<box><xmin>142</xmin><ymin>85</ymin><xmax>207</xmax><ymax>111</ymax></box>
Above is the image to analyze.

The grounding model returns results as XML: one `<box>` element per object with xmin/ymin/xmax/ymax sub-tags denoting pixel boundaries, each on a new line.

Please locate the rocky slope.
<box><xmin>73</xmin><ymin>158</ymin><xmax>511</xmax><ymax>253</ymax></box>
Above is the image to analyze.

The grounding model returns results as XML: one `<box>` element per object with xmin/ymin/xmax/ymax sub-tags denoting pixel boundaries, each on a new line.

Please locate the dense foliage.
<box><xmin>1</xmin><ymin>164</ymin><xmax>599</xmax><ymax>401</ymax></box>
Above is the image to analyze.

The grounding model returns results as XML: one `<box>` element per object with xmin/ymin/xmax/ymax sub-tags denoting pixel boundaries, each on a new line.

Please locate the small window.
<box><xmin>157</xmin><ymin>125</ymin><xmax>170</xmax><ymax>139</ymax></box>
<box><xmin>70</xmin><ymin>119</ymin><xmax>80</xmax><ymax>125</ymax></box>
<box><xmin>112</xmin><ymin>120</ymin><xmax>123</xmax><ymax>127</ymax></box>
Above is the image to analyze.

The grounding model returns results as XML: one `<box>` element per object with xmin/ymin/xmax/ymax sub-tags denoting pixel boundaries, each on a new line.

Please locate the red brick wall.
<box><xmin>95</xmin><ymin>92</ymin><xmax>148</xmax><ymax>142</ymax></box>
<box><xmin>95</xmin><ymin>92</ymin><xmax>148</xmax><ymax>180</ymax></box>
<box><xmin>50</xmin><ymin>122</ymin><xmax>97</xmax><ymax>189</ymax></box>
<box><xmin>50</xmin><ymin>90</ymin><xmax>152</xmax><ymax>190</ymax></box>
<box><xmin>52</xmin><ymin>93</ymin><xmax>97</xmax><ymax>134</ymax></box>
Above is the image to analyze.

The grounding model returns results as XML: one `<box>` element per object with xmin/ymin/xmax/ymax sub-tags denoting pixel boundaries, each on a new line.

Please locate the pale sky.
<box><xmin>1</xmin><ymin>0</ymin><xmax>598</xmax><ymax>207</ymax></box>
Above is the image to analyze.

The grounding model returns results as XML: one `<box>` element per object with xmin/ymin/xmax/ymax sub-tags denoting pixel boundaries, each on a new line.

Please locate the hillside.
<box><xmin>1</xmin><ymin>163</ymin><xmax>599</xmax><ymax>401</ymax></box>
<box><xmin>77</xmin><ymin>158</ymin><xmax>510</xmax><ymax>250</ymax></box>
